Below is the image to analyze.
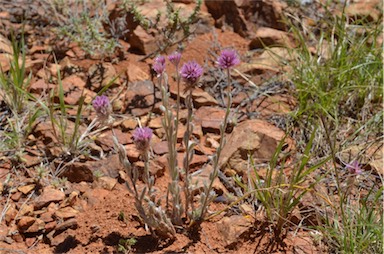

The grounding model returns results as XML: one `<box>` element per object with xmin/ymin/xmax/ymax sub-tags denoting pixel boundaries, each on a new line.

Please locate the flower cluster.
<box><xmin>346</xmin><ymin>160</ymin><xmax>363</xmax><ymax>175</ymax></box>
<box><xmin>168</xmin><ymin>51</ymin><xmax>182</xmax><ymax>67</ymax></box>
<box><xmin>92</xmin><ymin>95</ymin><xmax>111</xmax><ymax>121</ymax></box>
<box><xmin>180</xmin><ymin>61</ymin><xmax>203</xmax><ymax>86</ymax></box>
<box><xmin>153</xmin><ymin>55</ymin><xmax>166</xmax><ymax>75</ymax></box>
<box><xmin>133</xmin><ymin>127</ymin><xmax>153</xmax><ymax>152</ymax></box>
<box><xmin>217</xmin><ymin>49</ymin><xmax>240</xmax><ymax>69</ymax></box>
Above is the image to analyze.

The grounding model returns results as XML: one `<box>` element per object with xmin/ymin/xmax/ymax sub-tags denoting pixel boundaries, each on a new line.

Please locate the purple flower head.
<box><xmin>153</xmin><ymin>55</ymin><xmax>166</xmax><ymax>75</ymax></box>
<box><xmin>180</xmin><ymin>61</ymin><xmax>203</xmax><ymax>86</ymax></box>
<box><xmin>93</xmin><ymin>95</ymin><xmax>111</xmax><ymax>120</ymax></box>
<box><xmin>346</xmin><ymin>160</ymin><xmax>363</xmax><ymax>175</ymax></box>
<box><xmin>217</xmin><ymin>49</ymin><xmax>240</xmax><ymax>69</ymax></box>
<box><xmin>133</xmin><ymin>127</ymin><xmax>153</xmax><ymax>152</ymax></box>
<box><xmin>168</xmin><ymin>51</ymin><xmax>182</xmax><ymax>66</ymax></box>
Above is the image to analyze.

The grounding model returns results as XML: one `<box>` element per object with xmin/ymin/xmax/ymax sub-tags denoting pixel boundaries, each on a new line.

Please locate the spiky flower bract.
<box><xmin>180</xmin><ymin>60</ymin><xmax>203</xmax><ymax>86</ymax></box>
<box><xmin>217</xmin><ymin>49</ymin><xmax>240</xmax><ymax>69</ymax></box>
<box><xmin>133</xmin><ymin>127</ymin><xmax>153</xmax><ymax>152</ymax></box>
<box><xmin>168</xmin><ymin>51</ymin><xmax>182</xmax><ymax>67</ymax></box>
<box><xmin>153</xmin><ymin>55</ymin><xmax>166</xmax><ymax>75</ymax></box>
<box><xmin>92</xmin><ymin>95</ymin><xmax>111</xmax><ymax>121</ymax></box>
<box><xmin>346</xmin><ymin>160</ymin><xmax>363</xmax><ymax>175</ymax></box>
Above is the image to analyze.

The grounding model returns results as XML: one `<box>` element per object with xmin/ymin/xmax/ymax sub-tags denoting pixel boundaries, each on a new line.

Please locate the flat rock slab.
<box><xmin>216</xmin><ymin>215</ymin><xmax>254</xmax><ymax>247</ymax></box>
<box><xmin>194</xmin><ymin>106</ymin><xmax>226</xmax><ymax>133</ymax></box>
<box><xmin>125</xmin><ymin>80</ymin><xmax>160</xmax><ymax>116</ymax></box>
<box><xmin>34</xmin><ymin>188</ymin><xmax>65</xmax><ymax>210</ymax></box>
<box><xmin>218</xmin><ymin>119</ymin><xmax>289</xmax><ymax>175</ymax></box>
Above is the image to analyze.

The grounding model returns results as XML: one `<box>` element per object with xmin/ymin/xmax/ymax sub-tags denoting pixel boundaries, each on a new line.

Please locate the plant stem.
<box><xmin>160</xmin><ymin>73</ymin><xmax>182</xmax><ymax>225</ymax></box>
<box><xmin>196</xmin><ymin>68</ymin><xmax>232</xmax><ymax>222</ymax></box>
<box><xmin>184</xmin><ymin>89</ymin><xmax>193</xmax><ymax>220</ymax></box>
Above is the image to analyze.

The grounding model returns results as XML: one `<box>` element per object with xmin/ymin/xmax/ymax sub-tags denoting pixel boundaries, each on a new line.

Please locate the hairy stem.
<box><xmin>196</xmin><ymin>68</ymin><xmax>232</xmax><ymax>222</ymax></box>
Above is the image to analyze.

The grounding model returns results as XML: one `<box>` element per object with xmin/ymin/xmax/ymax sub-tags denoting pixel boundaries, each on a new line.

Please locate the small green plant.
<box><xmin>125</xmin><ymin>0</ymin><xmax>202</xmax><ymax>58</ymax></box>
<box><xmin>235</xmin><ymin>130</ymin><xmax>330</xmax><ymax>237</ymax></box>
<box><xmin>0</xmin><ymin>32</ymin><xmax>44</xmax><ymax>155</ymax></box>
<box><xmin>46</xmin><ymin>63</ymin><xmax>115</xmax><ymax>159</ymax></box>
<box><xmin>285</xmin><ymin>8</ymin><xmax>382</xmax><ymax>156</ymax></box>
<box><xmin>93</xmin><ymin>170</ymin><xmax>104</xmax><ymax>180</ymax></box>
<box><xmin>321</xmin><ymin>184</ymin><xmax>383</xmax><ymax>254</ymax></box>
<box><xmin>47</xmin><ymin>70</ymin><xmax>88</xmax><ymax>156</ymax></box>
<box><xmin>283</xmin><ymin>6</ymin><xmax>383</xmax><ymax>252</ymax></box>
<box><xmin>118</xmin><ymin>211</ymin><xmax>126</xmax><ymax>222</ymax></box>
<box><xmin>49</xmin><ymin>0</ymin><xmax>119</xmax><ymax>56</ymax></box>
<box><xmin>0</xmin><ymin>33</ymin><xmax>31</xmax><ymax>114</ymax></box>
<box><xmin>51</xmin><ymin>176</ymin><xmax>68</xmax><ymax>189</ymax></box>
<box><xmin>117</xmin><ymin>237</ymin><xmax>137</xmax><ymax>254</ymax></box>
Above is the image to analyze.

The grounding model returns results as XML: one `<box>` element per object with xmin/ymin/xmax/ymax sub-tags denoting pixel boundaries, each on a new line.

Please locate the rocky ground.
<box><xmin>0</xmin><ymin>0</ymin><xmax>382</xmax><ymax>253</ymax></box>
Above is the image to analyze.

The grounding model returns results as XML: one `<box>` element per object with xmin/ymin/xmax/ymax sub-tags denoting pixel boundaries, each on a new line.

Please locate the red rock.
<box><xmin>125</xmin><ymin>80</ymin><xmax>156</xmax><ymax>116</ymax></box>
<box><xmin>11</xmin><ymin>191</ymin><xmax>22</xmax><ymax>202</ymax></box>
<box><xmin>33</xmin><ymin>121</ymin><xmax>58</xmax><ymax>144</ymax></box>
<box><xmin>0</xmin><ymin>224</ymin><xmax>7</xmax><ymax>239</ymax></box>
<box><xmin>83</xmin><ymin>188</ymin><xmax>110</xmax><ymax>206</ymax></box>
<box><xmin>250</xmin><ymin>94</ymin><xmax>295</xmax><ymax>116</ymax></box>
<box><xmin>34</xmin><ymin>187</ymin><xmax>65</xmax><ymax>209</ymax></box>
<box><xmin>249</xmin><ymin>27</ymin><xmax>294</xmax><ymax>49</ymax></box>
<box><xmin>148</xmin><ymin>117</ymin><xmax>163</xmax><ymax>129</ymax></box>
<box><xmin>5</xmin><ymin>204</ymin><xmax>17</xmax><ymax>224</ymax></box>
<box><xmin>29</xmin><ymin>79</ymin><xmax>55</xmax><ymax>93</ymax></box>
<box><xmin>96</xmin><ymin>129</ymin><xmax>132</xmax><ymax>152</ymax></box>
<box><xmin>54</xmin><ymin>207</ymin><xmax>79</xmax><ymax>219</ymax></box>
<box><xmin>96</xmin><ymin>176</ymin><xmax>117</xmax><ymax>191</ymax></box>
<box><xmin>218</xmin><ymin>119</ymin><xmax>291</xmax><ymax>175</ymax></box>
<box><xmin>55</xmin><ymin>218</ymin><xmax>78</xmax><ymax>232</ymax></box>
<box><xmin>345</xmin><ymin>2</ymin><xmax>380</xmax><ymax>22</ymax></box>
<box><xmin>45</xmin><ymin>221</ymin><xmax>57</xmax><ymax>233</ymax></box>
<box><xmin>11</xmin><ymin>232</ymin><xmax>24</xmax><ymax>243</ymax></box>
<box><xmin>64</xmin><ymin>88</ymin><xmax>96</xmax><ymax>106</ymax></box>
<box><xmin>67</xmin><ymin>191</ymin><xmax>79</xmax><ymax>207</ymax></box>
<box><xmin>121</xmin><ymin>118</ymin><xmax>138</xmax><ymax>131</ymax></box>
<box><xmin>61</xmin><ymin>162</ymin><xmax>94</xmax><ymax>183</ymax></box>
<box><xmin>135</xmin><ymin>160</ymin><xmax>165</xmax><ymax>178</ymax></box>
<box><xmin>17</xmin><ymin>216</ymin><xmax>36</xmax><ymax>232</ymax></box>
<box><xmin>39</xmin><ymin>211</ymin><xmax>54</xmax><ymax>223</ymax></box>
<box><xmin>152</xmin><ymin>141</ymin><xmax>169</xmax><ymax>155</ymax></box>
<box><xmin>22</xmin><ymin>153</ymin><xmax>40</xmax><ymax>170</ymax></box>
<box><xmin>129</xmin><ymin>26</ymin><xmax>157</xmax><ymax>55</ymax></box>
<box><xmin>18</xmin><ymin>184</ymin><xmax>36</xmax><ymax>195</ymax></box>
<box><xmin>25</xmin><ymin>237</ymin><xmax>36</xmax><ymax>247</ymax></box>
<box><xmin>190</xmin><ymin>164</ymin><xmax>228</xmax><ymax>196</ymax></box>
<box><xmin>49</xmin><ymin>63</ymin><xmax>61</xmax><ymax>77</ymax></box>
<box><xmin>88</xmin><ymin>63</ymin><xmax>120</xmax><ymax>92</ymax></box>
<box><xmin>176</xmin><ymin>124</ymin><xmax>187</xmax><ymax>141</ymax></box>
<box><xmin>216</xmin><ymin>215</ymin><xmax>253</xmax><ymax>247</ymax></box>
<box><xmin>0</xmin><ymin>53</ymin><xmax>12</xmax><ymax>72</ymax></box>
<box><xmin>18</xmin><ymin>204</ymin><xmax>34</xmax><ymax>217</ymax></box>
<box><xmin>62</xmin><ymin>75</ymin><xmax>86</xmax><ymax>92</ymax></box>
<box><xmin>169</xmin><ymin>82</ymin><xmax>218</xmax><ymax>107</ymax></box>
<box><xmin>88</xmin><ymin>154</ymin><xmax>122</xmax><ymax>179</ymax></box>
<box><xmin>194</xmin><ymin>107</ymin><xmax>226</xmax><ymax>133</ymax></box>
<box><xmin>205</xmin><ymin>0</ymin><xmax>287</xmax><ymax>37</ymax></box>
<box><xmin>205</xmin><ymin>133</ymin><xmax>220</xmax><ymax>149</ymax></box>
<box><xmin>125</xmin><ymin>144</ymin><xmax>141</xmax><ymax>162</ymax></box>
<box><xmin>127</xmin><ymin>63</ymin><xmax>150</xmax><ymax>82</ymax></box>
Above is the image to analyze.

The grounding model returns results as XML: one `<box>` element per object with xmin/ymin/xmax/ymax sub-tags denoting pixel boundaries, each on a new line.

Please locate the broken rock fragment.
<box><xmin>34</xmin><ymin>187</ymin><xmax>65</xmax><ymax>210</ymax></box>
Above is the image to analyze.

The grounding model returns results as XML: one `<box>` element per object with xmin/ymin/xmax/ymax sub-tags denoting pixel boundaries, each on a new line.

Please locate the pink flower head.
<box><xmin>93</xmin><ymin>95</ymin><xmax>111</xmax><ymax>120</ymax></box>
<box><xmin>168</xmin><ymin>51</ymin><xmax>182</xmax><ymax>66</ymax></box>
<box><xmin>133</xmin><ymin>127</ymin><xmax>153</xmax><ymax>152</ymax></box>
<box><xmin>153</xmin><ymin>55</ymin><xmax>166</xmax><ymax>75</ymax></box>
<box><xmin>346</xmin><ymin>160</ymin><xmax>363</xmax><ymax>175</ymax></box>
<box><xmin>217</xmin><ymin>49</ymin><xmax>240</xmax><ymax>69</ymax></box>
<box><xmin>180</xmin><ymin>60</ymin><xmax>203</xmax><ymax>86</ymax></box>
